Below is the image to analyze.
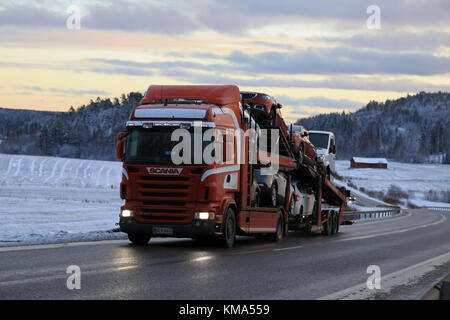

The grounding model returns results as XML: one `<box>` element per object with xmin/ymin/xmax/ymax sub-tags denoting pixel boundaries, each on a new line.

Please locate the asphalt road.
<box><xmin>0</xmin><ymin>209</ymin><xmax>449</xmax><ymax>300</ymax></box>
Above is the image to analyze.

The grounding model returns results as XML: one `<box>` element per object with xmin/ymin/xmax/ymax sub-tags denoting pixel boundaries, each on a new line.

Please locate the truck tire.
<box><xmin>222</xmin><ymin>208</ymin><xmax>236</xmax><ymax>248</ymax></box>
<box><xmin>331</xmin><ymin>212</ymin><xmax>338</xmax><ymax>234</ymax></box>
<box><xmin>128</xmin><ymin>233</ymin><xmax>151</xmax><ymax>245</ymax></box>
<box><xmin>322</xmin><ymin>212</ymin><xmax>332</xmax><ymax>236</ymax></box>
<box><xmin>333</xmin><ymin>212</ymin><xmax>340</xmax><ymax>234</ymax></box>
<box><xmin>272</xmin><ymin>215</ymin><xmax>284</xmax><ymax>242</ymax></box>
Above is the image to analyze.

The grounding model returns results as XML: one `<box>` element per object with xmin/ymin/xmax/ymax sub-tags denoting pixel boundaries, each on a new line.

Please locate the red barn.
<box><xmin>351</xmin><ymin>157</ymin><xmax>388</xmax><ymax>169</ymax></box>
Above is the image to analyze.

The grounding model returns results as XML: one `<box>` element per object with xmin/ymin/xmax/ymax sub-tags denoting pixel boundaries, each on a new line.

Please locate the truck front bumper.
<box><xmin>119</xmin><ymin>218</ymin><xmax>221</xmax><ymax>238</ymax></box>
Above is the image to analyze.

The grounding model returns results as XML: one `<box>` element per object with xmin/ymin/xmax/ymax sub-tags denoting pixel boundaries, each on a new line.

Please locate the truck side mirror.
<box><xmin>276</xmin><ymin>103</ymin><xmax>282</xmax><ymax>109</ymax></box>
<box><xmin>331</xmin><ymin>145</ymin><xmax>336</xmax><ymax>154</ymax></box>
<box><xmin>116</xmin><ymin>132</ymin><xmax>126</xmax><ymax>161</ymax></box>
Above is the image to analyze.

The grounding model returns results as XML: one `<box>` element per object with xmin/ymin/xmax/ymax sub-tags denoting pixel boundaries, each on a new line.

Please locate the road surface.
<box><xmin>0</xmin><ymin>209</ymin><xmax>449</xmax><ymax>300</ymax></box>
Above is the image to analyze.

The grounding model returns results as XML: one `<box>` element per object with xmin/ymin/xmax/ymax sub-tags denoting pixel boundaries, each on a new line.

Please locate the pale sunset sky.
<box><xmin>0</xmin><ymin>0</ymin><xmax>449</xmax><ymax>123</ymax></box>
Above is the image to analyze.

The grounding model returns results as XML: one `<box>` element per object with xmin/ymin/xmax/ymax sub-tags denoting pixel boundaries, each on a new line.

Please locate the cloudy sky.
<box><xmin>0</xmin><ymin>0</ymin><xmax>449</xmax><ymax>122</ymax></box>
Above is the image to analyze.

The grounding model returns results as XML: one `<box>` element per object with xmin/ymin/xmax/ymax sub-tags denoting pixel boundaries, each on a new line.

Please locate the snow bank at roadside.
<box><xmin>0</xmin><ymin>154</ymin><xmax>124</xmax><ymax>246</ymax></box>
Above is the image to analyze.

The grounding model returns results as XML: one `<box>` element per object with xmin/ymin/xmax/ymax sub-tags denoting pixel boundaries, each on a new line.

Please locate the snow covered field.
<box><xmin>336</xmin><ymin>160</ymin><xmax>450</xmax><ymax>208</ymax></box>
<box><xmin>0</xmin><ymin>154</ymin><xmax>125</xmax><ymax>245</ymax></box>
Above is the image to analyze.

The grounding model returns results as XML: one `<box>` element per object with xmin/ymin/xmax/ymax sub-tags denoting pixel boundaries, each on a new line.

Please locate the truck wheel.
<box><xmin>322</xmin><ymin>212</ymin><xmax>332</xmax><ymax>236</ymax></box>
<box><xmin>333</xmin><ymin>212</ymin><xmax>339</xmax><ymax>234</ymax></box>
<box><xmin>222</xmin><ymin>208</ymin><xmax>236</xmax><ymax>248</ymax></box>
<box><xmin>270</xmin><ymin>184</ymin><xmax>278</xmax><ymax>207</ymax></box>
<box><xmin>272</xmin><ymin>215</ymin><xmax>284</xmax><ymax>242</ymax></box>
<box><xmin>128</xmin><ymin>233</ymin><xmax>151</xmax><ymax>245</ymax></box>
<box><xmin>326</xmin><ymin>167</ymin><xmax>331</xmax><ymax>181</ymax></box>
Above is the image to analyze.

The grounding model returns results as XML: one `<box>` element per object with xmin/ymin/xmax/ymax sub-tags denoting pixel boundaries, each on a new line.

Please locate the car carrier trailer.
<box><xmin>117</xmin><ymin>85</ymin><xmax>347</xmax><ymax>247</ymax></box>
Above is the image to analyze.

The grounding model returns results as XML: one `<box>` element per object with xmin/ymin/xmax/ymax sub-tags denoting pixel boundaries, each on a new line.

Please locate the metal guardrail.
<box><xmin>422</xmin><ymin>207</ymin><xmax>450</xmax><ymax>212</ymax></box>
<box><xmin>343</xmin><ymin>208</ymin><xmax>402</xmax><ymax>221</ymax></box>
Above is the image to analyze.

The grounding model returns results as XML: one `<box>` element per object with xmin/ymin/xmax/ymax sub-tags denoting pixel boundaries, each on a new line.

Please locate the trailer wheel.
<box><xmin>272</xmin><ymin>215</ymin><xmax>284</xmax><ymax>242</ymax></box>
<box><xmin>330</xmin><ymin>212</ymin><xmax>336</xmax><ymax>234</ymax></box>
<box><xmin>333</xmin><ymin>212</ymin><xmax>340</xmax><ymax>234</ymax></box>
<box><xmin>322</xmin><ymin>212</ymin><xmax>332</xmax><ymax>236</ymax></box>
<box><xmin>222</xmin><ymin>207</ymin><xmax>236</xmax><ymax>248</ymax></box>
<box><xmin>128</xmin><ymin>233</ymin><xmax>151</xmax><ymax>245</ymax></box>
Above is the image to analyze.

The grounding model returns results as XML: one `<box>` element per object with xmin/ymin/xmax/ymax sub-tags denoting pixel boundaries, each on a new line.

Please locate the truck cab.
<box><xmin>308</xmin><ymin>131</ymin><xmax>336</xmax><ymax>181</ymax></box>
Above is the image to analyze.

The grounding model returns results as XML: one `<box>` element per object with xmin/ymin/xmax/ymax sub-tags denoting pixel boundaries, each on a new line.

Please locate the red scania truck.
<box><xmin>117</xmin><ymin>85</ymin><xmax>346</xmax><ymax>247</ymax></box>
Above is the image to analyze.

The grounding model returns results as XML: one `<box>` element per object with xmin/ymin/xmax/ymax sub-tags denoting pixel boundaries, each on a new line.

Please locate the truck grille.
<box><xmin>135</xmin><ymin>171</ymin><xmax>199</xmax><ymax>224</ymax></box>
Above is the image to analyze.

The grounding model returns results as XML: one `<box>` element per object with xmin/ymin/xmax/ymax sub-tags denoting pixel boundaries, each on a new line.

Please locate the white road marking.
<box><xmin>318</xmin><ymin>251</ymin><xmax>450</xmax><ymax>300</ymax></box>
<box><xmin>274</xmin><ymin>245</ymin><xmax>304</xmax><ymax>251</ymax></box>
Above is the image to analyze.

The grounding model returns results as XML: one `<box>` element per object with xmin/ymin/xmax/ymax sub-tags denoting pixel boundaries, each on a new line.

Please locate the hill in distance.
<box><xmin>0</xmin><ymin>91</ymin><xmax>449</xmax><ymax>163</ymax></box>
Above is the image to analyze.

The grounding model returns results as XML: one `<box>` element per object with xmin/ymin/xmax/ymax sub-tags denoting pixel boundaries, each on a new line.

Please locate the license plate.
<box><xmin>152</xmin><ymin>227</ymin><xmax>173</xmax><ymax>236</ymax></box>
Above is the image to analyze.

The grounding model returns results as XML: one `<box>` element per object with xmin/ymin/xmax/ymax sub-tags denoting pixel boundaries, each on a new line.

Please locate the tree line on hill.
<box><xmin>0</xmin><ymin>91</ymin><xmax>448</xmax><ymax>163</ymax></box>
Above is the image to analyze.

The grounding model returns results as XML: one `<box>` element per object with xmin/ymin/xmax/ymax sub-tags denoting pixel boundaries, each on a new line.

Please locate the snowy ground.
<box><xmin>0</xmin><ymin>154</ymin><xmax>126</xmax><ymax>245</ymax></box>
<box><xmin>336</xmin><ymin>160</ymin><xmax>450</xmax><ymax>208</ymax></box>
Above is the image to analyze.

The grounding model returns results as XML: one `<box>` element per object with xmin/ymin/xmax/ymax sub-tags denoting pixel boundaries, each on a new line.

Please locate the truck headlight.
<box><xmin>121</xmin><ymin>209</ymin><xmax>134</xmax><ymax>218</ymax></box>
<box><xmin>195</xmin><ymin>212</ymin><xmax>215</xmax><ymax>220</ymax></box>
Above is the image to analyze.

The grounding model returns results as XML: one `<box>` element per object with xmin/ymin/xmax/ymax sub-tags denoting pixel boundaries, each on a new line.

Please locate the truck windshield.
<box><xmin>124</xmin><ymin>127</ymin><xmax>210</xmax><ymax>165</ymax></box>
<box><xmin>309</xmin><ymin>133</ymin><xmax>329</xmax><ymax>149</ymax></box>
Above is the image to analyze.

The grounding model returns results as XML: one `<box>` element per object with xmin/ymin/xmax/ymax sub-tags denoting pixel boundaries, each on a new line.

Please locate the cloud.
<box><xmin>224</xmin><ymin>48</ymin><xmax>450</xmax><ymax>76</ymax></box>
<box><xmin>277</xmin><ymin>96</ymin><xmax>364</xmax><ymax>110</ymax></box>
<box><xmin>147</xmin><ymin>67</ymin><xmax>450</xmax><ymax>92</ymax></box>
<box><xmin>18</xmin><ymin>86</ymin><xmax>44</xmax><ymax>92</ymax></box>
<box><xmin>92</xmin><ymin>44</ymin><xmax>450</xmax><ymax>79</ymax></box>
<box><xmin>48</xmin><ymin>88</ymin><xmax>110</xmax><ymax>96</ymax></box>
<box><xmin>317</xmin><ymin>31</ymin><xmax>450</xmax><ymax>52</ymax></box>
<box><xmin>0</xmin><ymin>5</ymin><xmax>63</xmax><ymax>27</ymax></box>
<box><xmin>200</xmin><ymin>0</ymin><xmax>450</xmax><ymax>28</ymax></box>
<box><xmin>90</xmin><ymin>58</ymin><xmax>225</xmax><ymax>71</ymax></box>
<box><xmin>88</xmin><ymin>67</ymin><xmax>154</xmax><ymax>77</ymax></box>
<box><xmin>16</xmin><ymin>86</ymin><xmax>109</xmax><ymax>96</ymax></box>
<box><xmin>83</xmin><ymin>3</ymin><xmax>199</xmax><ymax>34</ymax></box>
<box><xmin>0</xmin><ymin>0</ymin><xmax>449</xmax><ymax>37</ymax></box>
